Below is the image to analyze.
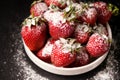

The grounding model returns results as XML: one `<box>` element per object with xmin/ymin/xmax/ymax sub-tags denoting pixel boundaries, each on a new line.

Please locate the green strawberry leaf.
<box><xmin>108</xmin><ymin>3</ymin><xmax>119</xmax><ymax>16</ymax></box>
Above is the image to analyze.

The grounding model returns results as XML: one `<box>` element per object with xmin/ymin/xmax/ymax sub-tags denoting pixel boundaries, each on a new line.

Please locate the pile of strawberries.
<box><xmin>21</xmin><ymin>0</ymin><xmax>112</xmax><ymax>67</ymax></box>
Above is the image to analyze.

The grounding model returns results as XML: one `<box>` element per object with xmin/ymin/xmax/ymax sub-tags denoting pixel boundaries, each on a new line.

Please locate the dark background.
<box><xmin>0</xmin><ymin>0</ymin><xmax>120</xmax><ymax>80</ymax></box>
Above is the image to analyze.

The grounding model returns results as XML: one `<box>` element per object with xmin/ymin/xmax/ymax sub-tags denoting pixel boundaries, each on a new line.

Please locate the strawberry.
<box><xmin>44</xmin><ymin>11</ymin><xmax>75</xmax><ymax>39</ymax></box>
<box><xmin>92</xmin><ymin>1</ymin><xmax>112</xmax><ymax>24</ymax></box>
<box><xmin>72</xmin><ymin>3</ymin><xmax>84</xmax><ymax>21</ymax></box>
<box><xmin>67</xmin><ymin>47</ymin><xmax>89</xmax><ymax>67</ymax></box>
<box><xmin>92</xmin><ymin>1</ymin><xmax>107</xmax><ymax>11</ymax></box>
<box><xmin>93</xmin><ymin>24</ymin><xmax>108</xmax><ymax>36</ymax></box>
<box><xmin>30</xmin><ymin>1</ymin><xmax>48</xmax><ymax>17</ymax></box>
<box><xmin>81</xmin><ymin>7</ymin><xmax>97</xmax><ymax>25</ymax></box>
<box><xmin>44</xmin><ymin>0</ymin><xmax>67</xmax><ymax>9</ymax></box>
<box><xmin>51</xmin><ymin>38</ymin><xmax>81</xmax><ymax>67</ymax></box>
<box><xmin>37</xmin><ymin>38</ymin><xmax>55</xmax><ymax>63</ymax></box>
<box><xmin>86</xmin><ymin>33</ymin><xmax>109</xmax><ymax>57</ymax></box>
<box><xmin>21</xmin><ymin>16</ymin><xmax>47</xmax><ymax>51</ymax></box>
<box><xmin>97</xmin><ymin>8</ymin><xmax>112</xmax><ymax>24</ymax></box>
<box><xmin>74</xmin><ymin>23</ymin><xmax>91</xmax><ymax>44</ymax></box>
<box><xmin>76</xmin><ymin>47</ymin><xmax>89</xmax><ymax>66</ymax></box>
<box><xmin>49</xmin><ymin>21</ymin><xmax>75</xmax><ymax>39</ymax></box>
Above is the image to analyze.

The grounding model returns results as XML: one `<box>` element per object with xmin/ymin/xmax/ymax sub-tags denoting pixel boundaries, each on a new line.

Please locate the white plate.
<box><xmin>22</xmin><ymin>23</ymin><xmax>112</xmax><ymax>76</ymax></box>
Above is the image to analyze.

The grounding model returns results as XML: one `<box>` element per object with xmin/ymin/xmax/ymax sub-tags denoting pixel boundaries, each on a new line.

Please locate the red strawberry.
<box><xmin>44</xmin><ymin>0</ymin><xmax>67</xmax><ymax>9</ymax></box>
<box><xmin>97</xmin><ymin>9</ymin><xmax>112</xmax><ymax>24</ymax></box>
<box><xmin>49</xmin><ymin>21</ymin><xmax>75</xmax><ymax>39</ymax></box>
<box><xmin>21</xmin><ymin>16</ymin><xmax>47</xmax><ymax>51</ymax></box>
<box><xmin>74</xmin><ymin>23</ymin><xmax>91</xmax><ymax>44</ymax></box>
<box><xmin>92</xmin><ymin>1</ymin><xmax>107</xmax><ymax>10</ymax></box>
<box><xmin>37</xmin><ymin>38</ymin><xmax>55</xmax><ymax>63</ymax></box>
<box><xmin>51</xmin><ymin>38</ymin><xmax>81</xmax><ymax>67</ymax></box>
<box><xmin>86</xmin><ymin>33</ymin><xmax>109</xmax><ymax>57</ymax></box>
<box><xmin>76</xmin><ymin>47</ymin><xmax>89</xmax><ymax>66</ymax></box>
<box><xmin>81</xmin><ymin>7</ymin><xmax>97</xmax><ymax>25</ymax></box>
<box><xmin>44</xmin><ymin>11</ymin><xmax>75</xmax><ymax>39</ymax></box>
<box><xmin>92</xmin><ymin>1</ymin><xmax>112</xmax><ymax>24</ymax></box>
<box><xmin>67</xmin><ymin>47</ymin><xmax>89</xmax><ymax>67</ymax></box>
<box><xmin>30</xmin><ymin>1</ymin><xmax>48</xmax><ymax>17</ymax></box>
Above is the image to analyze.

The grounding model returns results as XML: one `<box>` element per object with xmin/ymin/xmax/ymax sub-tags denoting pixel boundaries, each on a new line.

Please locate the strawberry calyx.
<box><xmin>63</xmin><ymin>2</ymin><xmax>89</xmax><ymax>22</ymax></box>
<box><xmin>64</xmin><ymin>5</ymin><xmax>75</xmax><ymax>18</ymax></box>
<box><xmin>63</xmin><ymin>4</ymin><xmax>78</xmax><ymax>22</ymax></box>
<box><xmin>108</xmin><ymin>3</ymin><xmax>119</xmax><ymax>16</ymax></box>
<box><xmin>76</xmin><ymin>23</ymin><xmax>91</xmax><ymax>33</ymax></box>
<box><xmin>58</xmin><ymin>38</ymin><xmax>81</xmax><ymax>53</ymax></box>
<box><xmin>22</xmin><ymin>15</ymin><xmax>46</xmax><ymax>28</ymax></box>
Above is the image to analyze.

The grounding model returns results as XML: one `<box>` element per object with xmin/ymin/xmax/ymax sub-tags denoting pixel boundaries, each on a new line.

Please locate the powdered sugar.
<box><xmin>51</xmin><ymin>12</ymin><xmax>66</xmax><ymax>25</ymax></box>
<box><xmin>75</xmin><ymin>24</ymin><xmax>89</xmax><ymax>33</ymax></box>
<box><xmin>86</xmin><ymin>8</ymin><xmax>97</xmax><ymax>19</ymax></box>
<box><xmin>86</xmin><ymin>33</ymin><xmax>109</xmax><ymax>57</ymax></box>
<box><xmin>55</xmin><ymin>38</ymin><xmax>81</xmax><ymax>53</ymax></box>
<box><xmin>42</xmin><ymin>40</ymin><xmax>54</xmax><ymax>56</ymax></box>
<box><xmin>14</xmin><ymin>50</ymin><xmax>49</xmax><ymax>80</ymax></box>
<box><xmin>94</xmin><ymin>24</ymin><xmax>108</xmax><ymax>35</ymax></box>
<box><xmin>11</xmin><ymin>32</ymin><xmax>49</xmax><ymax>80</ymax></box>
<box><xmin>44</xmin><ymin>10</ymin><xmax>53</xmax><ymax>21</ymax></box>
<box><xmin>44</xmin><ymin>10</ymin><xmax>66</xmax><ymax>26</ymax></box>
<box><xmin>37</xmin><ymin>2</ymin><xmax>48</xmax><ymax>13</ymax></box>
<box><xmin>93</xmin><ymin>70</ymin><xmax>114</xmax><ymax>80</ymax></box>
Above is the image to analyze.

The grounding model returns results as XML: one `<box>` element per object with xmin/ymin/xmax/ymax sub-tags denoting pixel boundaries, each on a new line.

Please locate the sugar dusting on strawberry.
<box><xmin>74</xmin><ymin>23</ymin><xmax>91</xmax><ymax>44</ymax></box>
<box><xmin>67</xmin><ymin>47</ymin><xmax>89</xmax><ymax>67</ymax></box>
<box><xmin>42</xmin><ymin>39</ymin><xmax>54</xmax><ymax>56</ymax></box>
<box><xmin>44</xmin><ymin>10</ymin><xmax>75</xmax><ymax>39</ymax></box>
<box><xmin>37</xmin><ymin>38</ymin><xmax>55</xmax><ymax>63</ymax></box>
<box><xmin>44</xmin><ymin>11</ymin><xmax>66</xmax><ymax>26</ymax></box>
<box><xmin>86</xmin><ymin>33</ymin><xmax>109</xmax><ymax>57</ymax></box>
<box><xmin>49</xmin><ymin>21</ymin><xmax>75</xmax><ymax>39</ymax></box>
<box><xmin>30</xmin><ymin>1</ymin><xmax>48</xmax><ymax>17</ymax></box>
<box><xmin>21</xmin><ymin>16</ymin><xmax>47</xmax><ymax>51</ymax></box>
<box><xmin>44</xmin><ymin>0</ymin><xmax>67</xmax><ymax>9</ymax></box>
<box><xmin>51</xmin><ymin>38</ymin><xmax>81</xmax><ymax>67</ymax></box>
<box><xmin>92</xmin><ymin>1</ymin><xmax>112</xmax><ymax>24</ymax></box>
<box><xmin>81</xmin><ymin>7</ymin><xmax>97</xmax><ymax>25</ymax></box>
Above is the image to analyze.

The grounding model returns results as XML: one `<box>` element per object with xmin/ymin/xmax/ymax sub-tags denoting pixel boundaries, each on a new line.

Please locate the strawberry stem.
<box><xmin>64</xmin><ymin>5</ymin><xmax>75</xmax><ymax>18</ymax></box>
<box><xmin>60</xmin><ymin>38</ymin><xmax>81</xmax><ymax>54</ymax></box>
<box><xmin>63</xmin><ymin>5</ymin><xmax>77</xmax><ymax>22</ymax></box>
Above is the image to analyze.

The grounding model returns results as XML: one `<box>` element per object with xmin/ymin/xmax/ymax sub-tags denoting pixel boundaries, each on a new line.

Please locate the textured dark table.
<box><xmin>0</xmin><ymin>0</ymin><xmax>120</xmax><ymax>80</ymax></box>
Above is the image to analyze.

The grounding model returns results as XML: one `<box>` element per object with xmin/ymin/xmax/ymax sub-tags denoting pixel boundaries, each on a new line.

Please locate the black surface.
<box><xmin>0</xmin><ymin>0</ymin><xmax>120</xmax><ymax>80</ymax></box>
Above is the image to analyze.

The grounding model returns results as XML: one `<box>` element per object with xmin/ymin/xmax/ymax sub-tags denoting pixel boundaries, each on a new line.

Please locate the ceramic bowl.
<box><xmin>22</xmin><ymin>23</ymin><xmax>112</xmax><ymax>76</ymax></box>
